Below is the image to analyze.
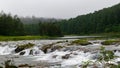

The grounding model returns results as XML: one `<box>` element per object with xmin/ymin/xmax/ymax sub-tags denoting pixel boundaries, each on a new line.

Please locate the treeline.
<box><xmin>24</xmin><ymin>22</ymin><xmax>63</xmax><ymax>36</ymax></box>
<box><xmin>0</xmin><ymin>12</ymin><xmax>24</xmax><ymax>36</ymax></box>
<box><xmin>57</xmin><ymin>3</ymin><xmax>120</xmax><ymax>35</ymax></box>
<box><xmin>1</xmin><ymin>3</ymin><xmax>120</xmax><ymax>36</ymax></box>
<box><xmin>0</xmin><ymin>12</ymin><xmax>63</xmax><ymax>36</ymax></box>
<box><xmin>39</xmin><ymin>22</ymin><xmax>63</xmax><ymax>36</ymax></box>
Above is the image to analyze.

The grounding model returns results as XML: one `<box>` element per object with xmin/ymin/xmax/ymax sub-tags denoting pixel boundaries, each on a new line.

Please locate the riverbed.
<box><xmin>0</xmin><ymin>36</ymin><xmax>120</xmax><ymax>68</ymax></box>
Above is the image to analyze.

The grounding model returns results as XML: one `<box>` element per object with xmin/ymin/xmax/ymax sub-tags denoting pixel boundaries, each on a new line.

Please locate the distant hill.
<box><xmin>57</xmin><ymin>3</ymin><xmax>120</xmax><ymax>35</ymax></box>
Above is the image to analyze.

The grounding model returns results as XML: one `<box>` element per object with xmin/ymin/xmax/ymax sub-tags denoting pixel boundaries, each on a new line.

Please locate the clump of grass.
<box><xmin>101</xmin><ymin>40</ymin><xmax>120</xmax><ymax>45</ymax></box>
<box><xmin>98</xmin><ymin>46</ymin><xmax>114</xmax><ymax>62</ymax></box>
<box><xmin>80</xmin><ymin>46</ymin><xmax>116</xmax><ymax>68</ymax></box>
<box><xmin>15</xmin><ymin>43</ymin><xmax>35</xmax><ymax>53</ymax></box>
<box><xmin>71</xmin><ymin>39</ymin><xmax>91</xmax><ymax>45</ymax></box>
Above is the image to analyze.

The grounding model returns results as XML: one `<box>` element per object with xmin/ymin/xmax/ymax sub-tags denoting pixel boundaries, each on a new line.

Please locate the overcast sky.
<box><xmin>0</xmin><ymin>0</ymin><xmax>120</xmax><ymax>19</ymax></box>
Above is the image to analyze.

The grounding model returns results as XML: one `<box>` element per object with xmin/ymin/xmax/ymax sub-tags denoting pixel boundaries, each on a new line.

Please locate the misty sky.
<box><xmin>0</xmin><ymin>0</ymin><xmax>120</xmax><ymax>19</ymax></box>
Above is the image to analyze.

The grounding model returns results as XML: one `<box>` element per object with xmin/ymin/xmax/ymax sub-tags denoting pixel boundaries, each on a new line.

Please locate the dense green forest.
<box><xmin>0</xmin><ymin>3</ymin><xmax>120</xmax><ymax>36</ymax></box>
<box><xmin>57</xmin><ymin>3</ymin><xmax>120</xmax><ymax>35</ymax></box>
<box><xmin>0</xmin><ymin>12</ymin><xmax>63</xmax><ymax>36</ymax></box>
<box><xmin>22</xmin><ymin>3</ymin><xmax>120</xmax><ymax>35</ymax></box>
<box><xmin>0</xmin><ymin>11</ymin><xmax>24</xmax><ymax>36</ymax></box>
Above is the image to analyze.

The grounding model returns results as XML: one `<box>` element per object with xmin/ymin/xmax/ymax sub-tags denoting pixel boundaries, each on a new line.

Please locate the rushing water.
<box><xmin>0</xmin><ymin>36</ymin><xmax>120</xmax><ymax>68</ymax></box>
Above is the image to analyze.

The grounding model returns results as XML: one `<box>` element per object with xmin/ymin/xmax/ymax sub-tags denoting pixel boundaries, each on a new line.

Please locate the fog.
<box><xmin>0</xmin><ymin>0</ymin><xmax>120</xmax><ymax>18</ymax></box>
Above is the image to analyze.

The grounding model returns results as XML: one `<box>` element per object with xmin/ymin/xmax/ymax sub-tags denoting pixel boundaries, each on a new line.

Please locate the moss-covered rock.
<box><xmin>15</xmin><ymin>43</ymin><xmax>35</xmax><ymax>53</ymax></box>
<box><xmin>41</xmin><ymin>44</ymin><xmax>53</xmax><ymax>53</ymax></box>
<box><xmin>41</xmin><ymin>44</ymin><xmax>64</xmax><ymax>53</ymax></box>
<box><xmin>101</xmin><ymin>40</ymin><xmax>120</xmax><ymax>45</ymax></box>
<box><xmin>62</xmin><ymin>54</ymin><xmax>70</xmax><ymax>59</ymax></box>
<box><xmin>18</xmin><ymin>64</ymin><xmax>30</xmax><ymax>67</ymax></box>
<box><xmin>71</xmin><ymin>39</ymin><xmax>91</xmax><ymax>45</ymax></box>
<box><xmin>50</xmin><ymin>45</ymin><xmax>64</xmax><ymax>52</ymax></box>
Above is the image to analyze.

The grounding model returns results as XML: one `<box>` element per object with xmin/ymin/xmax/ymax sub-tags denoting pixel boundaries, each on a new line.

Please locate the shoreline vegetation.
<box><xmin>0</xmin><ymin>36</ymin><xmax>51</xmax><ymax>41</ymax></box>
<box><xmin>0</xmin><ymin>32</ymin><xmax>120</xmax><ymax>41</ymax></box>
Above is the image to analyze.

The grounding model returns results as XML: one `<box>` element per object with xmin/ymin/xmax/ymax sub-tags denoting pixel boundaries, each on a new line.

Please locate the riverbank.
<box><xmin>0</xmin><ymin>36</ymin><xmax>52</xmax><ymax>41</ymax></box>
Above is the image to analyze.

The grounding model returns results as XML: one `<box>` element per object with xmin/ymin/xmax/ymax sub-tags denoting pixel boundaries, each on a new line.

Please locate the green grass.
<box><xmin>88</xmin><ymin>32</ymin><xmax>120</xmax><ymax>38</ymax></box>
<box><xmin>71</xmin><ymin>39</ymin><xmax>91</xmax><ymax>45</ymax></box>
<box><xmin>101</xmin><ymin>39</ymin><xmax>120</xmax><ymax>45</ymax></box>
<box><xmin>0</xmin><ymin>36</ymin><xmax>51</xmax><ymax>41</ymax></box>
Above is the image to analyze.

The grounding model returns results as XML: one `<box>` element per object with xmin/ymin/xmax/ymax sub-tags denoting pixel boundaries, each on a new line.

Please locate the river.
<box><xmin>0</xmin><ymin>36</ymin><xmax>119</xmax><ymax>68</ymax></box>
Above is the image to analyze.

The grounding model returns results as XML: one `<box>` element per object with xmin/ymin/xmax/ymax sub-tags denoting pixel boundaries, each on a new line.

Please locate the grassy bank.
<box><xmin>89</xmin><ymin>32</ymin><xmax>120</xmax><ymax>37</ymax></box>
<box><xmin>0</xmin><ymin>36</ymin><xmax>51</xmax><ymax>41</ymax></box>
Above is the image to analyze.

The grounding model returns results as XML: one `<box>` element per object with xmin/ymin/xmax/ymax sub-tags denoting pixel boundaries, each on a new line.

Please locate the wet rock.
<box><xmin>19</xmin><ymin>51</ymin><xmax>25</xmax><ymax>55</ymax></box>
<box><xmin>15</xmin><ymin>47</ymin><xmax>24</xmax><ymax>53</ymax></box>
<box><xmin>15</xmin><ymin>43</ymin><xmax>35</xmax><ymax>53</ymax></box>
<box><xmin>118</xmin><ymin>50</ymin><xmax>120</xmax><ymax>52</ymax></box>
<box><xmin>52</xmin><ymin>55</ymin><xmax>58</xmax><ymax>58</ymax></box>
<box><xmin>29</xmin><ymin>49</ymin><xmax>33</xmax><ymax>55</ymax></box>
<box><xmin>41</xmin><ymin>43</ymin><xmax>63</xmax><ymax>53</ymax></box>
<box><xmin>62</xmin><ymin>54</ymin><xmax>70</xmax><ymax>59</ymax></box>
<box><xmin>34</xmin><ymin>51</ymin><xmax>40</xmax><ymax>55</ymax></box>
<box><xmin>41</xmin><ymin>44</ymin><xmax>53</xmax><ymax>53</ymax></box>
<box><xmin>72</xmin><ymin>52</ymin><xmax>78</xmax><ymax>55</ymax></box>
<box><xmin>18</xmin><ymin>64</ymin><xmax>30</xmax><ymax>67</ymax></box>
<box><xmin>117</xmin><ymin>61</ymin><xmax>120</xmax><ymax>64</ymax></box>
<box><xmin>50</xmin><ymin>46</ymin><xmax>63</xmax><ymax>52</ymax></box>
<box><xmin>62</xmin><ymin>46</ymin><xmax>78</xmax><ymax>51</ymax></box>
<box><xmin>114</xmin><ymin>50</ymin><xmax>117</xmax><ymax>52</ymax></box>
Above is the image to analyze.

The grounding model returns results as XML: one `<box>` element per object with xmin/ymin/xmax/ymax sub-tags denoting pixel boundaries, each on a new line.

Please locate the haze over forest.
<box><xmin>1</xmin><ymin>1</ymin><xmax>120</xmax><ymax>36</ymax></box>
<box><xmin>0</xmin><ymin>0</ymin><xmax>120</xmax><ymax>19</ymax></box>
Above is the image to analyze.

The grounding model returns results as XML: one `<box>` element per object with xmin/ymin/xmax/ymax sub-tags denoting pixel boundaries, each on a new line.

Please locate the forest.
<box><xmin>0</xmin><ymin>12</ymin><xmax>62</xmax><ymax>36</ymax></box>
<box><xmin>0</xmin><ymin>3</ymin><xmax>120</xmax><ymax>36</ymax></box>
<box><xmin>57</xmin><ymin>3</ymin><xmax>120</xmax><ymax>35</ymax></box>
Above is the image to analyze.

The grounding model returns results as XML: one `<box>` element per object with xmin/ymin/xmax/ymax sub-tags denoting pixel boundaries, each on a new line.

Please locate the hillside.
<box><xmin>58</xmin><ymin>3</ymin><xmax>120</xmax><ymax>35</ymax></box>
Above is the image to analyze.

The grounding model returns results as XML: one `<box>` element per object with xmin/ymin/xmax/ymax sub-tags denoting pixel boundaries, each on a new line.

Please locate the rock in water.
<box><xmin>19</xmin><ymin>51</ymin><xmax>25</xmax><ymax>55</ymax></box>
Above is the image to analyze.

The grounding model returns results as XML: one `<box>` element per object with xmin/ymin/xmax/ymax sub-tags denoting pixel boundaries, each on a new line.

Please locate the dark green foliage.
<box><xmin>0</xmin><ymin>11</ymin><xmax>62</xmax><ymax>37</ymax></box>
<box><xmin>21</xmin><ymin>17</ymin><xmax>63</xmax><ymax>36</ymax></box>
<box><xmin>24</xmin><ymin>23</ymin><xmax>40</xmax><ymax>35</ymax></box>
<box><xmin>39</xmin><ymin>22</ymin><xmax>63</xmax><ymax>37</ymax></box>
<box><xmin>0</xmin><ymin>11</ymin><xmax>24</xmax><ymax>36</ymax></box>
<box><xmin>57</xmin><ymin>3</ymin><xmax>120</xmax><ymax>35</ymax></box>
<box><xmin>98</xmin><ymin>46</ymin><xmax>114</xmax><ymax>62</ymax></box>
